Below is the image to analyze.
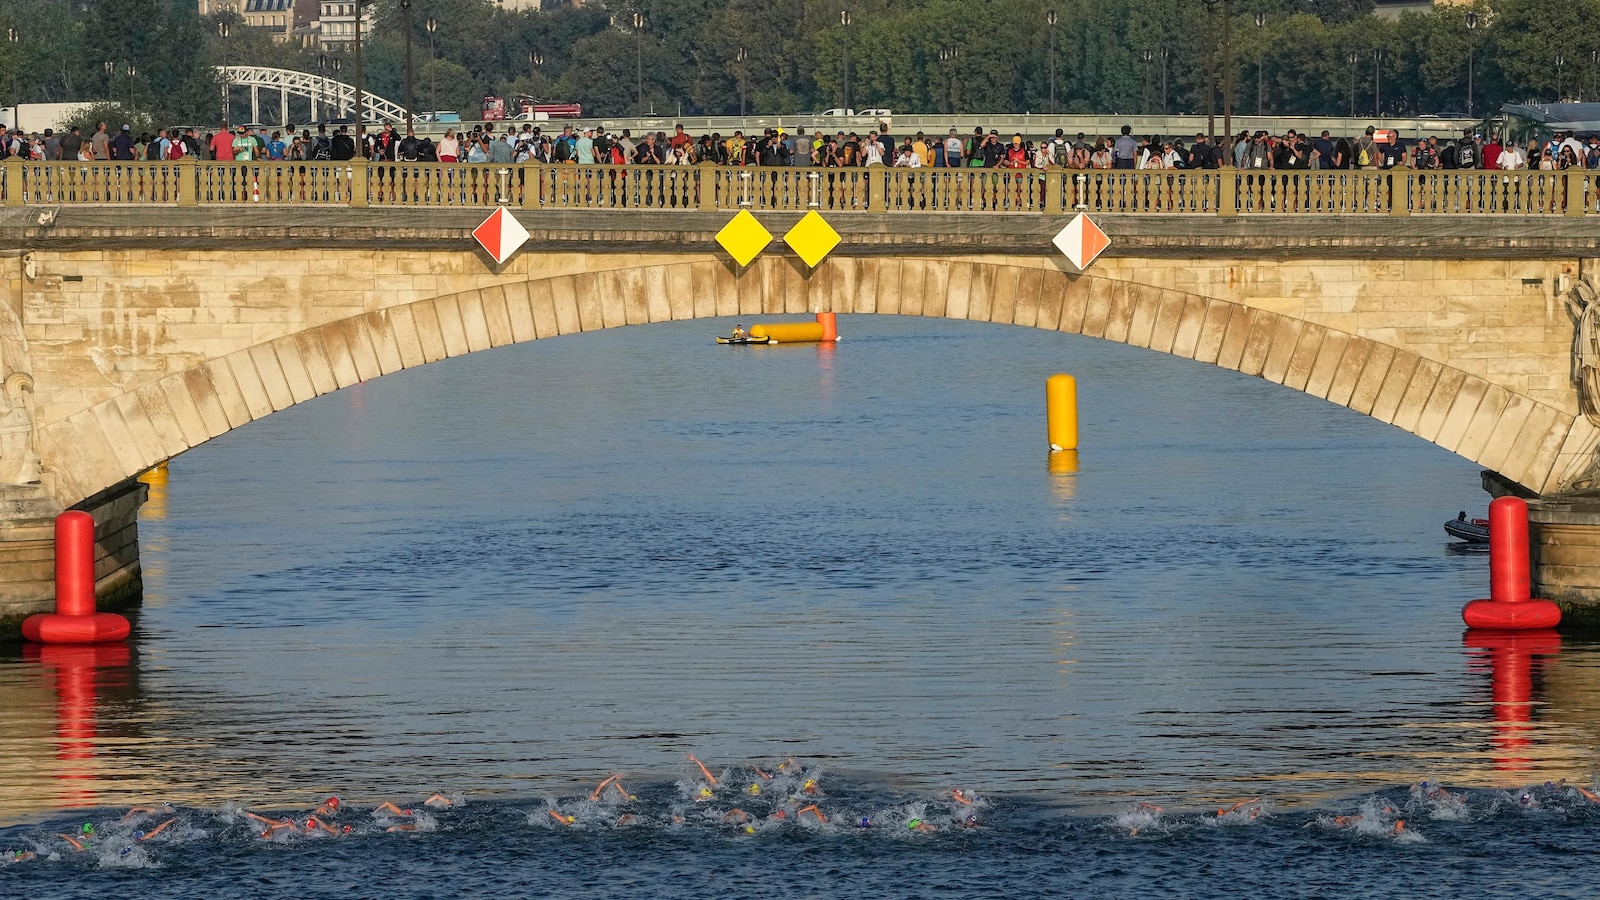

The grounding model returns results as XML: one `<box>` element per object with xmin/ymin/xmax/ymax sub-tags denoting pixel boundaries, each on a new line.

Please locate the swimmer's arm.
<box><xmin>120</xmin><ymin>806</ymin><xmax>156</xmax><ymax>822</ymax></box>
<box><xmin>723</xmin><ymin>808</ymin><xmax>749</xmax><ymax>823</ymax></box>
<box><xmin>424</xmin><ymin>793</ymin><xmax>453</xmax><ymax>807</ymax></box>
<box><xmin>611</xmin><ymin>779</ymin><xmax>633</xmax><ymax>800</ymax></box>
<box><xmin>373</xmin><ymin>802</ymin><xmax>407</xmax><ymax>816</ymax></box>
<box><xmin>687</xmin><ymin>754</ymin><xmax>719</xmax><ymax>787</ymax></box>
<box><xmin>57</xmin><ymin>835</ymin><xmax>84</xmax><ymax>851</ymax></box>
<box><xmin>752</xmin><ymin>767</ymin><xmax>772</xmax><ymax>780</ymax></box>
<box><xmin>242</xmin><ymin>811</ymin><xmax>282</xmax><ymax>826</ymax></box>
<box><xmin>590</xmin><ymin>774</ymin><xmax>619</xmax><ymax>801</ymax></box>
<box><xmin>1578</xmin><ymin>786</ymin><xmax>1600</xmax><ymax>803</ymax></box>
<box><xmin>796</xmin><ymin>804</ymin><xmax>826</xmax><ymax>823</ymax></box>
<box><xmin>1226</xmin><ymin>798</ymin><xmax>1261</xmax><ymax>813</ymax></box>
<box><xmin>140</xmin><ymin>819</ymin><xmax>176</xmax><ymax>841</ymax></box>
<box><xmin>951</xmin><ymin>791</ymin><xmax>973</xmax><ymax>806</ymax></box>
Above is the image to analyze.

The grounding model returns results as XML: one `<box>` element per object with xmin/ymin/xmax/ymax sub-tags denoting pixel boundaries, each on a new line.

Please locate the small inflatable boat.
<box><xmin>1445</xmin><ymin>511</ymin><xmax>1490</xmax><ymax>543</ymax></box>
<box><xmin>715</xmin><ymin>335</ymin><xmax>773</xmax><ymax>345</ymax></box>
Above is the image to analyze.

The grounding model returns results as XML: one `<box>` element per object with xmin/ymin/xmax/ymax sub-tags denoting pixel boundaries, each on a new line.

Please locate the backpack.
<box><xmin>1457</xmin><ymin>142</ymin><xmax>1476</xmax><ymax>169</ymax></box>
<box><xmin>312</xmin><ymin>136</ymin><xmax>332</xmax><ymax>161</ymax></box>
<box><xmin>552</xmin><ymin>138</ymin><xmax>571</xmax><ymax>162</ymax></box>
<box><xmin>145</xmin><ymin>139</ymin><xmax>163</xmax><ymax>161</ymax></box>
<box><xmin>167</xmin><ymin>139</ymin><xmax>185</xmax><ymax>160</ymax></box>
<box><xmin>1357</xmin><ymin>145</ymin><xmax>1371</xmax><ymax>166</ymax></box>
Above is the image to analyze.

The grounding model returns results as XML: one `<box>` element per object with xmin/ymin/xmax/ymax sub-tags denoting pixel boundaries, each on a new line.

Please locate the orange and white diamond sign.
<box><xmin>1052</xmin><ymin>213</ymin><xmax>1109</xmax><ymax>273</ymax></box>
<box><xmin>473</xmin><ymin>207</ymin><xmax>530</xmax><ymax>265</ymax></box>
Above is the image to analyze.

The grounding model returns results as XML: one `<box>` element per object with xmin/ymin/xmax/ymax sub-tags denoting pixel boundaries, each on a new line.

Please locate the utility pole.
<box><xmin>402</xmin><ymin>0</ymin><xmax>414</xmax><ymax>131</ymax></box>
<box><xmin>839</xmin><ymin>9</ymin><xmax>852</xmax><ymax>112</ymax></box>
<box><xmin>1046</xmin><ymin>10</ymin><xmax>1058</xmax><ymax>115</ymax></box>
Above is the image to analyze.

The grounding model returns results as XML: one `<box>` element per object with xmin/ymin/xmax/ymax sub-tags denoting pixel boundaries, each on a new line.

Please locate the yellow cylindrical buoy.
<box><xmin>750</xmin><ymin>322</ymin><xmax>826</xmax><ymax>343</ymax></box>
<box><xmin>1046</xmin><ymin>374</ymin><xmax>1078</xmax><ymax>451</ymax></box>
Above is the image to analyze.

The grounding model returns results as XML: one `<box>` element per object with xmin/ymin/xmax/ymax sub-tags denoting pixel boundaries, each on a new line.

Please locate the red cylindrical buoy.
<box><xmin>816</xmin><ymin>311</ymin><xmax>839</xmax><ymax>342</ymax></box>
<box><xmin>20</xmin><ymin>511</ymin><xmax>130</xmax><ymax>644</ymax></box>
<box><xmin>1462</xmin><ymin>497</ymin><xmax>1561</xmax><ymax>630</ymax></box>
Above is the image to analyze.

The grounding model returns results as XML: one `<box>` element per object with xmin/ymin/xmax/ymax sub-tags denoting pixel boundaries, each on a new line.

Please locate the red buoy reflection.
<box><xmin>23</xmin><ymin>642</ymin><xmax>131</xmax><ymax>808</ymax></box>
<box><xmin>1463</xmin><ymin>628</ymin><xmax>1562</xmax><ymax>771</ymax></box>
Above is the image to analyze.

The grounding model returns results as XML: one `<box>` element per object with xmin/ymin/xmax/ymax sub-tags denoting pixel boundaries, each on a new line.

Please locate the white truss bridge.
<box><xmin>217</xmin><ymin>65</ymin><xmax>407</xmax><ymax>124</ymax></box>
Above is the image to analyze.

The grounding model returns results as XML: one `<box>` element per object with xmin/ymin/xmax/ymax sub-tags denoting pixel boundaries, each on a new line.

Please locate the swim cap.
<box><xmin>119</xmin><ymin>845</ymin><xmax>133</xmax><ymax>857</ymax></box>
<box><xmin>699</xmin><ymin>788</ymin><xmax>714</xmax><ymax>798</ymax></box>
<box><xmin>907</xmin><ymin>818</ymin><xmax>922</xmax><ymax>830</ymax></box>
<box><xmin>747</xmin><ymin>784</ymin><xmax>761</xmax><ymax>795</ymax></box>
<box><xmin>133</xmin><ymin>830</ymin><xmax>145</xmax><ymax>841</ymax></box>
<box><xmin>743</xmin><ymin>825</ymin><xmax>755</xmax><ymax>834</ymax></box>
<box><xmin>342</xmin><ymin>825</ymin><xmax>352</xmax><ymax>834</ymax></box>
<box><xmin>326</xmin><ymin>797</ymin><xmax>340</xmax><ymax>809</ymax></box>
<box><xmin>965</xmin><ymin>815</ymin><xmax>977</xmax><ymax>825</ymax></box>
<box><xmin>81</xmin><ymin>824</ymin><xmax>94</xmax><ymax>835</ymax></box>
<box><xmin>857</xmin><ymin>817</ymin><xmax>871</xmax><ymax>828</ymax></box>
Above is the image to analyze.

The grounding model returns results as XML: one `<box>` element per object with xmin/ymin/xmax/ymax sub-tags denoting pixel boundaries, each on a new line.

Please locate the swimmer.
<box><xmin>962</xmin><ymin>814</ymin><xmax>980</xmax><ymax>829</ymax></box>
<box><xmin>768</xmin><ymin>809</ymin><xmax>788</xmax><ymax>822</ymax></box>
<box><xmin>1216</xmin><ymin>798</ymin><xmax>1261</xmax><ymax>817</ymax></box>
<box><xmin>120</xmin><ymin>803</ymin><xmax>175</xmax><ymax>823</ymax></box>
<box><xmin>1332</xmin><ymin>815</ymin><xmax>1362</xmax><ymax>828</ymax></box>
<box><xmin>615</xmin><ymin>814</ymin><xmax>639</xmax><ymax>828</ymax></box>
<box><xmin>423</xmin><ymin>793</ymin><xmax>456</xmax><ymax>809</ymax></box>
<box><xmin>1137</xmin><ymin>802</ymin><xmax>1163</xmax><ymax>813</ymax></box>
<box><xmin>7</xmin><ymin>850</ymin><xmax>35</xmax><ymax>863</ymax></box>
<box><xmin>1392</xmin><ymin>819</ymin><xmax>1406</xmax><ymax>836</ymax></box>
<box><xmin>591</xmin><ymin>774</ymin><xmax>621</xmax><ymax>801</ymax></box>
<box><xmin>776</xmin><ymin>758</ymin><xmax>797</xmax><ymax>772</ymax></box>
<box><xmin>746</xmin><ymin>783</ymin><xmax>762</xmax><ymax>795</ymax></box>
<box><xmin>1575</xmin><ymin>786</ymin><xmax>1600</xmax><ymax>803</ymax></box>
<box><xmin>57</xmin><ymin>822</ymin><xmax>96</xmax><ymax>851</ymax></box>
<box><xmin>243</xmin><ymin>810</ymin><xmax>300</xmax><ymax>839</ymax></box>
<box><xmin>907</xmin><ymin>817</ymin><xmax>936</xmax><ymax>833</ymax></box>
<box><xmin>312</xmin><ymin>796</ymin><xmax>341</xmax><ymax>818</ymax></box>
<box><xmin>687</xmin><ymin>753</ymin><xmax>719</xmax><ymax>788</ymax></box>
<box><xmin>857</xmin><ymin>817</ymin><xmax>872</xmax><ymax>829</ymax></box>
<box><xmin>303</xmin><ymin>816</ymin><xmax>349</xmax><ymax>836</ymax></box>
<box><xmin>385</xmin><ymin>824</ymin><xmax>417</xmax><ymax>833</ymax></box>
<box><xmin>752</xmin><ymin>767</ymin><xmax>773</xmax><ymax>781</ymax></box>
<box><xmin>723</xmin><ymin>808</ymin><xmax>751</xmax><ymax>825</ymax></box>
<box><xmin>795</xmin><ymin>804</ymin><xmax>828</xmax><ymax>824</ymax></box>
<box><xmin>802</xmin><ymin>778</ymin><xmax>820</xmax><ymax>796</ymax></box>
<box><xmin>373</xmin><ymin>802</ymin><xmax>415</xmax><ymax>817</ymax></box>
<box><xmin>950</xmin><ymin>789</ymin><xmax>975</xmax><ymax>806</ymax></box>
<box><xmin>135</xmin><ymin>819</ymin><xmax>177</xmax><ymax>842</ymax></box>
<box><xmin>548</xmin><ymin>810</ymin><xmax>576</xmax><ymax>827</ymax></box>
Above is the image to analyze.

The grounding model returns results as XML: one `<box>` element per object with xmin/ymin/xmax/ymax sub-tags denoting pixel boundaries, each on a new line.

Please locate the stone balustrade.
<box><xmin>1</xmin><ymin>159</ymin><xmax>1595</xmax><ymax>217</ymax></box>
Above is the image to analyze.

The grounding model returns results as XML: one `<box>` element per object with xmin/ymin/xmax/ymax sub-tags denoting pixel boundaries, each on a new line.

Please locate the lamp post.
<box><xmin>5</xmin><ymin>27</ymin><xmax>17</xmax><ymax>134</ymax></box>
<box><xmin>734</xmin><ymin>47</ymin><xmax>748</xmax><ymax>116</ymax></box>
<box><xmin>1465</xmin><ymin>12</ymin><xmax>1477</xmax><ymax>117</ymax></box>
<box><xmin>839</xmin><ymin>9</ymin><xmax>852</xmax><ymax>112</ymax></box>
<box><xmin>217</xmin><ymin>20</ymin><xmax>231</xmax><ymax>123</ymax></box>
<box><xmin>1557</xmin><ymin>53</ymin><xmax>1566</xmax><ymax>101</ymax></box>
<box><xmin>632</xmin><ymin>11</ymin><xmax>645</xmax><ymax>114</ymax></box>
<box><xmin>331</xmin><ymin>57</ymin><xmax>342</xmax><ymax>118</ymax></box>
<box><xmin>353</xmin><ymin>0</ymin><xmax>366</xmax><ymax>149</ymax></box>
<box><xmin>318</xmin><ymin>53</ymin><xmax>327</xmax><ymax>122</ymax></box>
<box><xmin>1160</xmin><ymin>46</ymin><xmax>1169</xmax><ymax>114</ymax></box>
<box><xmin>126</xmin><ymin>63</ymin><xmax>136</xmax><ymax>112</ymax></box>
<box><xmin>1046</xmin><ymin>9</ymin><xmax>1058</xmax><ymax>115</ymax></box>
<box><xmin>425</xmin><ymin>16</ymin><xmax>437</xmax><ymax>118</ymax></box>
<box><xmin>401</xmin><ymin>0</ymin><xmax>414</xmax><ymax>131</ymax></box>
<box><xmin>1254</xmin><ymin>11</ymin><xmax>1265</xmax><ymax>116</ymax></box>
<box><xmin>529</xmin><ymin>49</ymin><xmax>543</xmax><ymax>113</ymax></box>
<box><xmin>1373</xmin><ymin>47</ymin><xmax>1383</xmax><ymax>117</ymax></box>
<box><xmin>1140</xmin><ymin>48</ymin><xmax>1155</xmax><ymax>114</ymax></box>
<box><xmin>939</xmin><ymin>45</ymin><xmax>959</xmax><ymax>114</ymax></box>
<box><xmin>1348</xmin><ymin>50</ymin><xmax>1358</xmax><ymax>118</ymax></box>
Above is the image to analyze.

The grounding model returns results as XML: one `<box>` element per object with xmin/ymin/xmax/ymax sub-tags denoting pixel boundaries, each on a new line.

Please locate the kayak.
<box><xmin>715</xmin><ymin>335</ymin><xmax>773</xmax><ymax>345</ymax></box>
<box><xmin>1445</xmin><ymin>511</ymin><xmax>1490</xmax><ymax>543</ymax></box>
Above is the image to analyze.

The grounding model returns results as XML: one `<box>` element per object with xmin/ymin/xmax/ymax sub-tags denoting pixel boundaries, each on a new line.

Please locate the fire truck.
<box><xmin>480</xmin><ymin>95</ymin><xmax>583</xmax><ymax>121</ymax></box>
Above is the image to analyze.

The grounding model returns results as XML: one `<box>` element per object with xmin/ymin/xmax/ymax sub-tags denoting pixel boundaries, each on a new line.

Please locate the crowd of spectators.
<box><xmin>0</xmin><ymin>117</ymin><xmax>1595</xmax><ymax>175</ymax></box>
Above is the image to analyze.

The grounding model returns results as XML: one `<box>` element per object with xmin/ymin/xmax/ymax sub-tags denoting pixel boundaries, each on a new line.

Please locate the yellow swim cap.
<box><xmin>748</xmin><ymin>784</ymin><xmax>761</xmax><ymax>794</ymax></box>
<box><xmin>699</xmin><ymin>787</ymin><xmax>714</xmax><ymax>798</ymax></box>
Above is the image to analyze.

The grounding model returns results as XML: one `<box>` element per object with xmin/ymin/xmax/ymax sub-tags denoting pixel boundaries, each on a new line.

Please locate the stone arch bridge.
<box><xmin>0</xmin><ymin>205</ymin><xmax>1597</xmax><ymax>626</ymax></box>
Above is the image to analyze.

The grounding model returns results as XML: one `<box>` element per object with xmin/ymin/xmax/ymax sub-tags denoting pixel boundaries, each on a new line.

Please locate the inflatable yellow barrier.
<box><xmin>750</xmin><ymin>322</ymin><xmax>825</xmax><ymax>343</ymax></box>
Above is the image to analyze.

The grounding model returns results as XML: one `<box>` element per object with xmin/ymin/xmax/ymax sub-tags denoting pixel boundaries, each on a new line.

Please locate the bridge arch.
<box><xmin>217</xmin><ymin>65</ymin><xmax>407</xmax><ymax>124</ymax></box>
<box><xmin>36</xmin><ymin>257</ymin><xmax>1582</xmax><ymax>507</ymax></box>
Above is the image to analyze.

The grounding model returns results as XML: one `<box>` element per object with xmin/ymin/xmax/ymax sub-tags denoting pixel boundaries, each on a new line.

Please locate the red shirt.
<box><xmin>211</xmin><ymin>131</ymin><xmax>234</xmax><ymax>161</ymax></box>
<box><xmin>1482</xmin><ymin>142</ymin><xmax>1502</xmax><ymax>170</ymax></box>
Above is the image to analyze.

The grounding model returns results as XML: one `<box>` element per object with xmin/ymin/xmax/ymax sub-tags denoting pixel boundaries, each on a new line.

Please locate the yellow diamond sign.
<box><xmin>715</xmin><ymin>210</ymin><xmax>773</xmax><ymax>267</ymax></box>
<box><xmin>783</xmin><ymin>210</ymin><xmax>841</xmax><ymax>268</ymax></box>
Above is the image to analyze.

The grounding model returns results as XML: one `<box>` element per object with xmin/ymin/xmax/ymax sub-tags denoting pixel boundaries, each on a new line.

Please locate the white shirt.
<box><xmin>1497</xmin><ymin>148</ymin><xmax>1524</xmax><ymax>170</ymax></box>
<box><xmin>862</xmin><ymin>142</ymin><xmax>883</xmax><ymax>166</ymax></box>
<box><xmin>894</xmin><ymin>151</ymin><xmax>922</xmax><ymax>168</ymax></box>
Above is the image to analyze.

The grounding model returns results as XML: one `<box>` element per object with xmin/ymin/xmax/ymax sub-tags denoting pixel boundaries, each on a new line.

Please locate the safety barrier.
<box><xmin>1</xmin><ymin>159</ymin><xmax>1594</xmax><ymax>216</ymax></box>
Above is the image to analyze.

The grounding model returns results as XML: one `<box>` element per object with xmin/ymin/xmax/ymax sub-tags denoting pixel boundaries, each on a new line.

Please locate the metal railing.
<box><xmin>3</xmin><ymin>159</ymin><xmax>1595</xmax><ymax>217</ymax></box>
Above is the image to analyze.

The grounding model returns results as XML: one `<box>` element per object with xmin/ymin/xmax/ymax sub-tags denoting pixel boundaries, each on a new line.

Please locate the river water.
<box><xmin>3</xmin><ymin>314</ymin><xmax>1599</xmax><ymax>896</ymax></box>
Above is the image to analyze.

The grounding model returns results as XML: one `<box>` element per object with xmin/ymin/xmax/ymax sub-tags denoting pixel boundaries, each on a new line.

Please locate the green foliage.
<box><xmin>0</xmin><ymin>0</ymin><xmax>1588</xmax><ymax>125</ymax></box>
<box><xmin>61</xmin><ymin>102</ymin><xmax>154</xmax><ymax>137</ymax></box>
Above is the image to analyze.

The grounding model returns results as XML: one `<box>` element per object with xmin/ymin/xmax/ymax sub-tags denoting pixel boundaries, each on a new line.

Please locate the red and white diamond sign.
<box><xmin>473</xmin><ymin>207</ymin><xmax>530</xmax><ymax>265</ymax></box>
<box><xmin>1052</xmin><ymin>213</ymin><xmax>1110</xmax><ymax>274</ymax></box>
